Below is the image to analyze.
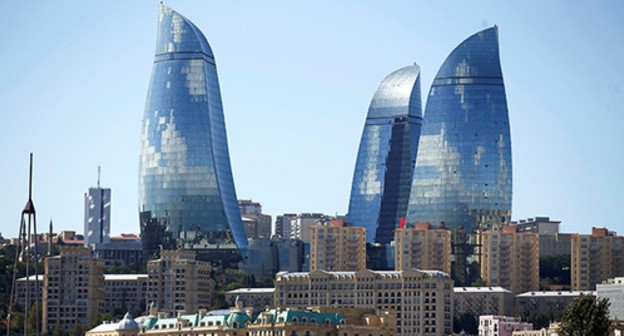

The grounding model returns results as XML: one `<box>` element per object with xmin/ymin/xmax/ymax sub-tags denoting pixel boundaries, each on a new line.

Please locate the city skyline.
<box><xmin>1</xmin><ymin>1</ymin><xmax>623</xmax><ymax>239</ymax></box>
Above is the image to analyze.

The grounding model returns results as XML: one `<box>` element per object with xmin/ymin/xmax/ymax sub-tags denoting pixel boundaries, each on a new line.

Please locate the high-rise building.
<box><xmin>43</xmin><ymin>246</ymin><xmax>105</xmax><ymax>332</ymax></box>
<box><xmin>407</xmin><ymin>27</ymin><xmax>512</xmax><ymax>233</ymax></box>
<box><xmin>309</xmin><ymin>219</ymin><xmax>366</xmax><ymax>271</ymax></box>
<box><xmin>138</xmin><ymin>4</ymin><xmax>247</xmax><ymax>255</ymax></box>
<box><xmin>238</xmin><ymin>200</ymin><xmax>272</xmax><ymax>239</ymax></box>
<box><xmin>512</xmin><ymin>217</ymin><xmax>571</xmax><ymax>256</ymax></box>
<box><xmin>275</xmin><ymin>269</ymin><xmax>453</xmax><ymax>336</ymax></box>
<box><xmin>571</xmin><ymin>227</ymin><xmax>624</xmax><ymax>290</ymax></box>
<box><xmin>394</xmin><ymin>223</ymin><xmax>451</xmax><ymax>274</ymax></box>
<box><xmin>274</xmin><ymin>213</ymin><xmax>296</xmax><ymax>238</ymax></box>
<box><xmin>84</xmin><ymin>174</ymin><xmax>111</xmax><ymax>247</ymax></box>
<box><xmin>479</xmin><ymin>226</ymin><xmax>539</xmax><ymax>294</ymax></box>
<box><xmin>453</xmin><ymin>287</ymin><xmax>513</xmax><ymax>320</ymax></box>
<box><xmin>348</xmin><ymin>65</ymin><xmax>423</xmax><ymax>244</ymax></box>
<box><xmin>147</xmin><ymin>250</ymin><xmax>215</xmax><ymax>314</ymax></box>
<box><xmin>288</xmin><ymin>213</ymin><xmax>325</xmax><ymax>243</ymax></box>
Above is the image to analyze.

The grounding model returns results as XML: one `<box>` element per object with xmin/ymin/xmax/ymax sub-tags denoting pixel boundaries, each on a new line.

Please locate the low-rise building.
<box><xmin>514</xmin><ymin>291</ymin><xmax>592</xmax><ymax>320</ymax></box>
<box><xmin>275</xmin><ymin>269</ymin><xmax>453</xmax><ymax>336</ymax></box>
<box><xmin>225</xmin><ymin>288</ymin><xmax>275</xmax><ymax>308</ymax></box>
<box><xmin>454</xmin><ymin>287</ymin><xmax>513</xmax><ymax>319</ymax></box>
<box><xmin>478</xmin><ymin>315</ymin><xmax>532</xmax><ymax>336</ymax></box>
<box><xmin>597</xmin><ymin>277</ymin><xmax>624</xmax><ymax>320</ymax></box>
<box><xmin>104</xmin><ymin>274</ymin><xmax>148</xmax><ymax>314</ymax></box>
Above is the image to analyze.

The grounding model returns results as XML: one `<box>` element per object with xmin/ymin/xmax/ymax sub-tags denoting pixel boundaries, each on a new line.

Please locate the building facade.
<box><xmin>138</xmin><ymin>4</ymin><xmax>247</xmax><ymax>254</ymax></box>
<box><xmin>454</xmin><ymin>287</ymin><xmax>513</xmax><ymax>320</ymax></box>
<box><xmin>275</xmin><ymin>213</ymin><xmax>297</xmax><ymax>239</ymax></box>
<box><xmin>42</xmin><ymin>246</ymin><xmax>105</xmax><ymax>332</ymax></box>
<box><xmin>348</xmin><ymin>65</ymin><xmax>423</xmax><ymax>244</ymax></box>
<box><xmin>571</xmin><ymin>227</ymin><xmax>624</xmax><ymax>290</ymax></box>
<box><xmin>597</xmin><ymin>277</ymin><xmax>624</xmax><ymax>321</ymax></box>
<box><xmin>394</xmin><ymin>223</ymin><xmax>451</xmax><ymax>274</ymax></box>
<box><xmin>479</xmin><ymin>226</ymin><xmax>539</xmax><ymax>294</ymax></box>
<box><xmin>478</xmin><ymin>316</ymin><xmax>532</xmax><ymax>336</ymax></box>
<box><xmin>289</xmin><ymin>213</ymin><xmax>326</xmax><ymax>243</ymax></box>
<box><xmin>407</xmin><ymin>26</ymin><xmax>512</xmax><ymax>233</ymax></box>
<box><xmin>147</xmin><ymin>250</ymin><xmax>215</xmax><ymax>314</ymax></box>
<box><xmin>309</xmin><ymin>219</ymin><xmax>367</xmax><ymax>272</ymax></box>
<box><xmin>239</xmin><ymin>199</ymin><xmax>272</xmax><ymax>239</ymax></box>
<box><xmin>225</xmin><ymin>288</ymin><xmax>275</xmax><ymax>308</ymax></box>
<box><xmin>104</xmin><ymin>274</ymin><xmax>148</xmax><ymax>315</ymax></box>
<box><xmin>514</xmin><ymin>291</ymin><xmax>591</xmax><ymax>321</ymax></box>
<box><xmin>275</xmin><ymin>269</ymin><xmax>453</xmax><ymax>336</ymax></box>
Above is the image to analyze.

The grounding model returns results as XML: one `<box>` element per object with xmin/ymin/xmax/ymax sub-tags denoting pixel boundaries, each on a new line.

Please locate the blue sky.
<box><xmin>1</xmin><ymin>1</ymin><xmax>622</xmax><ymax>239</ymax></box>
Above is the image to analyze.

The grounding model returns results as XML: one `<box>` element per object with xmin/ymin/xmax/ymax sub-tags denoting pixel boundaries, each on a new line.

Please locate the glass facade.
<box><xmin>348</xmin><ymin>65</ymin><xmax>423</xmax><ymax>243</ymax></box>
<box><xmin>406</xmin><ymin>27</ymin><xmax>512</xmax><ymax>233</ymax></box>
<box><xmin>139</xmin><ymin>4</ymin><xmax>247</xmax><ymax>252</ymax></box>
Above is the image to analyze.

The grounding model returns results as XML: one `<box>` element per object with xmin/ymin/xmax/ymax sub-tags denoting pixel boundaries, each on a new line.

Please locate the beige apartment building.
<box><xmin>571</xmin><ymin>227</ymin><xmax>624</xmax><ymax>290</ymax></box>
<box><xmin>394</xmin><ymin>223</ymin><xmax>451</xmax><ymax>274</ymax></box>
<box><xmin>147</xmin><ymin>249</ymin><xmax>215</xmax><ymax>314</ymax></box>
<box><xmin>479</xmin><ymin>225</ymin><xmax>539</xmax><ymax>294</ymax></box>
<box><xmin>104</xmin><ymin>274</ymin><xmax>148</xmax><ymax>314</ymax></box>
<box><xmin>43</xmin><ymin>245</ymin><xmax>105</xmax><ymax>332</ymax></box>
<box><xmin>309</xmin><ymin>219</ymin><xmax>367</xmax><ymax>271</ymax></box>
<box><xmin>275</xmin><ymin>269</ymin><xmax>453</xmax><ymax>336</ymax></box>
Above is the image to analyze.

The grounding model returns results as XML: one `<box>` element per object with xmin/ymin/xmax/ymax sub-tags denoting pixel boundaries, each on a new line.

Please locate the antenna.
<box><xmin>97</xmin><ymin>165</ymin><xmax>101</xmax><ymax>189</ymax></box>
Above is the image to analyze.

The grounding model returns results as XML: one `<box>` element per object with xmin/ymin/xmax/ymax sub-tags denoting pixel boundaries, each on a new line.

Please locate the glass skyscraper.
<box><xmin>139</xmin><ymin>4</ymin><xmax>247</xmax><ymax>253</ymax></box>
<box><xmin>406</xmin><ymin>26</ymin><xmax>512</xmax><ymax>233</ymax></box>
<box><xmin>348</xmin><ymin>65</ymin><xmax>423</xmax><ymax>243</ymax></box>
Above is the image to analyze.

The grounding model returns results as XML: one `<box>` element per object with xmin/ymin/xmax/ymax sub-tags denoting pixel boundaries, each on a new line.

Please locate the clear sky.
<box><xmin>1</xmin><ymin>1</ymin><xmax>622</xmax><ymax>239</ymax></box>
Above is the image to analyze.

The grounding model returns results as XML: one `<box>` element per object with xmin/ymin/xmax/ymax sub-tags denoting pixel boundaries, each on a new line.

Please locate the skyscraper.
<box><xmin>348</xmin><ymin>65</ymin><xmax>423</xmax><ymax>243</ymax></box>
<box><xmin>406</xmin><ymin>27</ymin><xmax>512</xmax><ymax>233</ymax></box>
<box><xmin>139</xmin><ymin>5</ymin><xmax>247</xmax><ymax>254</ymax></box>
<box><xmin>84</xmin><ymin>169</ymin><xmax>111</xmax><ymax>247</ymax></box>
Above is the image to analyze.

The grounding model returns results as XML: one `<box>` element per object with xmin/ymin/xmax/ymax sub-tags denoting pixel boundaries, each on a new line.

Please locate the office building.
<box><xmin>513</xmin><ymin>217</ymin><xmax>560</xmax><ymax>235</ymax></box>
<box><xmin>275</xmin><ymin>269</ymin><xmax>454</xmax><ymax>336</ymax></box>
<box><xmin>43</xmin><ymin>246</ymin><xmax>105</xmax><ymax>332</ymax></box>
<box><xmin>91</xmin><ymin>234</ymin><xmax>143</xmax><ymax>265</ymax></box>
<box><xmin>138</xmin><ymin>4</ymin><xmax>247</xmax><ymax>256</ymax></box>
<box><xmin>309</xmin><ymin>219</ymin><xmax>367</xmax><ymax>272</ymax></box>
<box><xmin>454</xmin><ymin>287</ymin><xmax>513</xmax><ymax>319</ymax></box>
<box><xmin>478</xmin><ymin>316</ymin><xmax>532</xmax><ymax>336</ymax></box>
<box><xmin>147</xmin><ymin>249</ymin><xmax>215</xmax><ymax>314</ymax></box>
<box><xmin>274</xmin><ymin>213</ymin><xmax>296</xmax><ymax>238</ymax></box>
<box><xmin>348</xmin><ymin>65</ymin><xmax>423</xmax><ymax>244</ymax></box>
<box><xmin>571</xmin><ymin>227</ymin><xmax>624</xmax><ymax>290</ymax></box>
<box><xmin>394</xmin><ymin>223</ymin><xmax>451</xmax><ymax>274</ymax></box>
<box><xmin>84</xmin><ymin>178</ymin><xmax>111</xmax><ymax>247</ymax></box>
<box><xmin>597</xmin><ymin>277</ymin><xmax>624</xmax><ymax>321</ymax></box>
<box><xmin>512</xmin><ymin>217</ymin><xmax>571</xmax><ymax>256</ymax></box>
<box><xmin>407</xmin><ymin>27</ymin><xmax>512</xmax><ymax>233</ymax></box>
<box><xmin>479</xmin><ymin>226</ymin><xmax>539</xmax><ymax>294</ymax></box>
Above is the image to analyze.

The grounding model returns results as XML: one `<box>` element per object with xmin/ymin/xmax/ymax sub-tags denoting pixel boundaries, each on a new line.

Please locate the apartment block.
<box><xmin>289</xmin><ymin>213</ymin><xmax>325</xmax><ymax>242</ymax></box>
<box><xmin>394</xmin><ymin>223</ymin><xmax>451</xmax><ymax>274</ymax></box>
<box><xmin>147</xmin><ymin>250</ymin><xmax>215</xmax><ymax>314</ymax></box>
<box><xmin>43</xmin><ymin>245</ymin><xmax>105</xmax><ymax>332</ymax></box>
<box><xmin>275</xmin><ymin>269</ymin><xmax>453</xmax><ymax>336</ymax></box>
<box><xmin>453</xmin><ymin>287</ymin><xmax>513</xmax><ymax>319</ymax></box>
<box><xmin>478</xmin><ymin>315</ymin><xmax>532</xmax><ymax>336</ymax></box>
<box><xmin>104</xmin><ymin>274</ymin><xmax>148</xmax><ymax>314</ymax></box>
<box><xmin>571</xmin><ymin>227</ymin><xmax>624</xmax><ymax>290</ymax></box>
<box><xmin>597</xmin><ymin>277</ymin><xmax>624</xmax><ymax>320</ymax></box>
<box><xmin>514</xmin><ymin>291</ymin><xmax>591</xmax><ymax>320</ymax></box>
<box><xmin>479</xmin><ymin>226</ymin><xmax>539</xmax><ymax>294</ymax></box>
<box><xmin>309</xmin><ymin>219</ymin><xmax>366</xmax><ymax>271</ymax></box>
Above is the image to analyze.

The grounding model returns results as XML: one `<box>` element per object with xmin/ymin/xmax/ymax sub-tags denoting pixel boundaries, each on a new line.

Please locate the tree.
<box><xmin>560</xmin><ymin>293</ymin><xmax>610</xmax><ymax>336</ymax></box>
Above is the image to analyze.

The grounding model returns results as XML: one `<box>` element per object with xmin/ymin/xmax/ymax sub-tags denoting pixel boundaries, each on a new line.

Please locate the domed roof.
<box><xmin>226</xmin><ymin>311</ymin><xmax>250</xmax><ymax>328</ymax></box>
<box><xmin>118</xmin><ymin>313</ymin><xmax>140</xmax><ymax>330</ymax></box>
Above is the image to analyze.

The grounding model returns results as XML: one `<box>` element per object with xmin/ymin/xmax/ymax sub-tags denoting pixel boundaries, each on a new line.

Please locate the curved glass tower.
<box><xmin>139</xmin><ymin>4</ymin><xmax>247</xmax><ymax>252</ymax></box>
<box><xmin>348</xmin><ymin>65</ymin><xmax>423</xmax><ymax>243</ymax></box>
<box><xmin>406</xmin><ymin>26</ymin><xmax>512</xmax><ymax>233</ymax></box>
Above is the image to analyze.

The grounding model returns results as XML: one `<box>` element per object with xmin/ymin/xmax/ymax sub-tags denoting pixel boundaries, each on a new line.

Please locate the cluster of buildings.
<box><xmin>5</xmin><ymin>3</ymin><xmax>624</xmax><ymax>336</ymax></box>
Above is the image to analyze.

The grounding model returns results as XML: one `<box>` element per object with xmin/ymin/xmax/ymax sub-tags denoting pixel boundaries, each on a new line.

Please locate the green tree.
<box><xmin>51</xmin><ymin>324</ymin><xmax>64</xmax><ymax>336</ymax></box>
<box><xmin>560</xmin><ymin>293</ymin><xmax>610</xmax><ymax>336</ymax></box>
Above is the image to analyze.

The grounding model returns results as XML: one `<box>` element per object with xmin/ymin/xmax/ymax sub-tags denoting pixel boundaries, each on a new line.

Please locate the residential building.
<box><xmin>15</xmin><ymin>275</ymin><xmax>43</xmax><ymax>311</ymax></box>
<box><xmin>511</xmin><ymin>323</ymin><xmax>560</xmax><ymax>336</ymax></box>
<box><xmin>512</xmin><ymin>217</ymin><xmax>571</xmax><ymax>256</ymax></box>
<box><xmin>394</xmin><ymin>223</ymin><xmax>451</xmax><ymax>274</ymax></box>
<box><xmin>84</xmin><ymin>177</ymin><xmax>111</xmax><ymax>247</ymax></box>
<box><xmin>480</xmin><ymin>226</ymin><xmax>539</xmax><ymax>294</ymax></box>
<box><xmin>274</xmin><ymin>213</ymin><xmax>297</xmax><ymax>238</ymax></box>
<box><xmin>514</xmin><ymin>290</ymin><xmax>592</xmax><ymax>321</ymax></box>
<box><xmin>43</xmin><ymin>245</ymin><xmax>105</xmax><ymax>332</ymax></box>
<box><xmin>239</xmin><ymin>199</ymin><xmax>272</xmax><ymax>239</ymax></box>
<box><xmin>225</xmin><ymin>288</ymin><xmax>275</xmax><ymax>308</ymax></box>
<box><xmin>478</xmin><ymin>316</ymin><xmax>532</xmax><ymax>336</ymax></box>
<box><xmin>513</xmin><ymin>217</ymin><xmax>560</xmax><ymax>235</ymax></box>
<box><xmin>275</xmin><ymin>269</ymin><xmax>454</xmax><ymax>336</ymax></box>
<box><xmin>406</xmin><ymin>26</ymin><xmax>512</xmax><ymax>232</ymax></box>
<box><xmin>597</xmin><ymin>277</ymin><xmax>624</xmax><ymax>320</ymax></box>
<box><xmin>104</xmin><ymin>274</ymin><xmax>148</xmax><ymax>314</ymax></box>
<box><xmin>289</xmin><ymin>213</ymin><xmax>325</xmax><ymax>243</ymax></box>
<box><xmin>454</xmin><ymin>287</ymin><xmax>513</xmax><ymax>319</ymax></box>
<box><xmin>309</xmin><ymin>219</ymin><xmax>366</xmax><ymax>271</ymax></box>
<box><xmin>91</xmin><ymin>234</ymin><xmax>143</xmax><ymax>265</ymax></box>
<box><xmin>348</xmin><ymin>64</ymin><xmax>423</xmax><ymax>244</ymax></box>
<box><xmin>571</xmin><ymin>227</ymin><xmax>624</xmax><ymax>290</ymax></box>
<box><xmin>147</xmin><ymin>249</ymin><xmax>215</xmax><ymax>314</ymax></box>
<box><xmin>138</xmin><ymin>4</ymin><xmax>247</xmax><ymax>256</ymax></box>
